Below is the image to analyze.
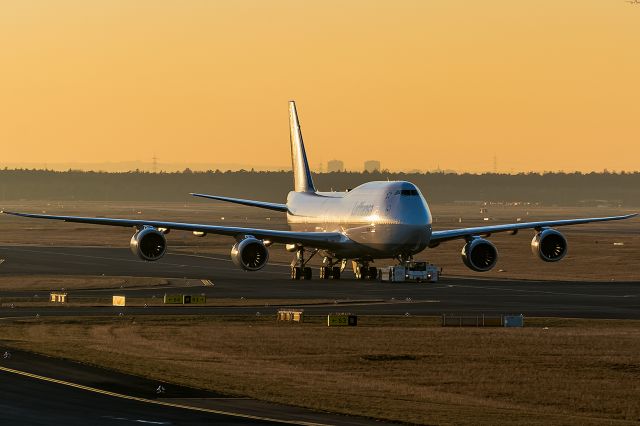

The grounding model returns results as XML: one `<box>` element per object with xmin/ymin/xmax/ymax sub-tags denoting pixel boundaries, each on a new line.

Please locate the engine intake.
<box><xmin>231</xmin><ymin>237</ymin><xmax>269</xmax><ymax>271</ymax></box>
<box><xmin>461</xmin><ymin>238</ymin><xmax>498</xmax><ymax>272</ymax></box>
<box><xmin>130</xmin><ymin>227</ymin><xmax>167</xmax><ymax>261</ymax></box>
<box><xmin>531</xmin><ymin>228</ymin><xmax>567</xmax><ymax>262</ymax></box>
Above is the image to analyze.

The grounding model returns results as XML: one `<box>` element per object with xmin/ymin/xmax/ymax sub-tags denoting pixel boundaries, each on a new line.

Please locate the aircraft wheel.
<box><xmin>331</xmin><ymin>266</ymin><xmax>341</xmax><ymax>279</ymax></box>
<box><xmin>357</xmin><ymin>266</ymin><xmax>369</xmax><ymax>280</ymax></box>
<box><xmin>303</xmin><ymin>267</ymin><xmax>313</xmax><ymax>280</ymax></box>
<box><xmin>291</xmin><ymin>267</ymin><xmax>302</xmax><ymax>280</ymax></box>
<box><xmin>367</xmin><ymin>266</ymin><xmax>378</xmax><ymax>280</ymax></box>
<box><xmin>320</xmin><ymin>266</ymin><xmax>331</xmax><ymax>279</ymax></box>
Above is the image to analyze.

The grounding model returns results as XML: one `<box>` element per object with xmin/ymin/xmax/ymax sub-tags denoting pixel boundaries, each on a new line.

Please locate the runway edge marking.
<box><xmin>0</xmin><ymin>365</ymin><xmax>327</xmax><ymax>426</ymax></box>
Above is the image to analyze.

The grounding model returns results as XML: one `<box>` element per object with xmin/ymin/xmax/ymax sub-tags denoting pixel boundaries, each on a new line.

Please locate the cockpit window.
<box><xmin>401</xmin><ymin>189</ymin><xmax>419</xmax><ymax>196</ymax></box>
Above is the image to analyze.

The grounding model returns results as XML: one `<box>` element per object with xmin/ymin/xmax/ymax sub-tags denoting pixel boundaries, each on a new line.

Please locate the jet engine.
<box><xmin>130</xmin><ymin>227</ymin><xmax>167</xmax><ymax>261</ymax></box>
<box><xmin>231</xmin><ymin>237</ymin><xmax>269</xmax><ymax>271</ymax></box>
<box><xmin>531</xmin><ymin>228</ymin><xmax>567</xmax><ymax>262</ymax></box>
<box><xmin>461</xmin><ymin>238</ymin><xmax>498</xmax><ymax>272</ymax></box>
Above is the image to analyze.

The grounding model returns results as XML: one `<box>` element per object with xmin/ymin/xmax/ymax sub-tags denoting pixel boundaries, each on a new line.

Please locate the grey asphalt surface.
<box><xmin>0</xmin><ymin>245</ymin><xmax>639</xmax><ymax>319</ymax></box>
<box><xmin>0</xmin><ymin>348</ymin><xmax>388</xmax><ymax>426</ymax></box>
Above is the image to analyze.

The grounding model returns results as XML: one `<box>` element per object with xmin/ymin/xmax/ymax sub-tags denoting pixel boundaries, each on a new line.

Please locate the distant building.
<box><xmin>327</xmin><ymin>160</ymin><xmax>344</xmax><ymax>173</ymax></box>
<box><xmin>364</xmin><ymin>160</ymin><xmax>381</xmax><ymax>173</ymax></box>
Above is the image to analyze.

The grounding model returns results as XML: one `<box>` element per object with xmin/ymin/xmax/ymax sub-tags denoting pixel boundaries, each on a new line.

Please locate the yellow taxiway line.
<box><xmin>0</xmin><ymin>364</ymin><xmax>327</xmax><ymax>426</ymax></box>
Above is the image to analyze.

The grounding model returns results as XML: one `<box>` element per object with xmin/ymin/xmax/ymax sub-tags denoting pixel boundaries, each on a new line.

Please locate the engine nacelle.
<box><xmin>461</xmin><ymin>238</ymin><xmax>498</xmax><ymax>272</ymax></box>
<box><xmin>130</xmin><ymin>227</ymin><xmax>167</xmax><ymax>261</ymax></box>
<box><xmin>531</xmin><ymin>228</ymin><xmax>567</xmax><ymax>262</ymax></box>
<box><xmin>231</xmin><ymin>237</ymin><xmax>269</xmax><ymax>271</ymax></box>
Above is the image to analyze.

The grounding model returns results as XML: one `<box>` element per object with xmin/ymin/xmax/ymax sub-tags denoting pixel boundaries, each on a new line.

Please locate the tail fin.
<box><xmin>289</xmin><ymin>101</ymin><xmax>316</xmax><ymax>193</ymax></box>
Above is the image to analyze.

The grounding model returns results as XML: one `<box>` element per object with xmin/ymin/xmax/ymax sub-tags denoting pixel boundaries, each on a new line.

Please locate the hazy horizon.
<box><xmin>1</xmin><ymin>161</ymin><xmax>638</xmax><ymax>175</ymax></box>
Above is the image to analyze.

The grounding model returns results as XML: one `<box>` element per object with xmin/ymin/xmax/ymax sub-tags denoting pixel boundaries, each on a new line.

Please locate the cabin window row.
<box><xmin>398</xmin><ymin>189</ymin><xmax>419</xmax><ymax>196</ymax></box>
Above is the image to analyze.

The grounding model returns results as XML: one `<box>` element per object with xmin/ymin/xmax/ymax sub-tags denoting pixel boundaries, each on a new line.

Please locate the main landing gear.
<box><xmin>290</xmin><ymin>248</ymin><xmax>316</xmax><ymax>280</ymax></box>
<box><xmin>319</xmin><ymin>257</ymin><xmax>343</xmax><ymax>280</ymax></box>
<box><xmin>290</xmin><ymin>249</ymin><xmax>345</xmax><ymax>280</ymax></box>
<box><xmin>352</xmin><ymin>260</ymin><xmax>378</xmax><ymax>280</ymax></box>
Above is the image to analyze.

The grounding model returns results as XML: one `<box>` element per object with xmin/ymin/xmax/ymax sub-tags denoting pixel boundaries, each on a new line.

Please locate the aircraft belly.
<box><xmin>288</xmin><ymin>222</ymin><xmax>431</xmax><ymax>259</ymax></box>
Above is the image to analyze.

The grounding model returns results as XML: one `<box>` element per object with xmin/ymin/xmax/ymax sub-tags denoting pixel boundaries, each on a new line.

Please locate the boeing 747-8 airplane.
<box><xmin>3</xmin><ymin>102</ymin><xmax>636</xmax><ymax>280</ymax></box>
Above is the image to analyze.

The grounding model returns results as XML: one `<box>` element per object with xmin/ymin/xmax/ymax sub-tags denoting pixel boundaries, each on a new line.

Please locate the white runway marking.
<box><xmin>102</xmin><ymin>416</ymin><xmax>171</xmax><ymax>425</ymax></box>
<box><xmin>0</xmin><ymin>365</ymin><xmax>327</xmax><ymax>425</ymax></box>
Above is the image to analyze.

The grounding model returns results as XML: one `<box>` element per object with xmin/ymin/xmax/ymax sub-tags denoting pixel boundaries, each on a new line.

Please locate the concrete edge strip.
<box><xmin>0</xmin><ymin>365</ymin><xmax>327</xmax><ymax>426</ymax></box>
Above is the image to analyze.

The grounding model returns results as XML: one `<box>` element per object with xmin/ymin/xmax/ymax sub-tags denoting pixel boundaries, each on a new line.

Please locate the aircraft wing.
<box><xmin>1</xmin><ymin>211</ymin><xmax>347</xmax><ymax>248</ymax></box>
<box><xmin>190</xmin><ymin>193</ymin><xmax>288</xmax><ymax>212</ymax></box>
<box><xmin>430</xmin><ymin>214</ymin><xmax>637</xmax><ymax>244</ymax></box>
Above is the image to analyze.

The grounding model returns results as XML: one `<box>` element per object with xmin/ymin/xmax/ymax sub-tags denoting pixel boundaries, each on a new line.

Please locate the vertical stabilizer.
<box><xmin>289</xmin><ymin>101</ymin><xmax>316</xmax><ymax>193</ymax></box>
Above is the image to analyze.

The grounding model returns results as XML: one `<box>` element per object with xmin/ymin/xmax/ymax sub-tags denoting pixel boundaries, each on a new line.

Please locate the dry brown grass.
<box><xmin>2</xmin><ymin>315</ymin><xmax>639</xmax><ymax>425</ymax></box>
<box><xmin>1</xmin><ymin>201</ymin><xmax>637</xmax><ymax>282</ymax></box>
<box><xmin>0</xmin><ymin>275</ymin><xmax>169</xmax><ymax>291</ymax></box>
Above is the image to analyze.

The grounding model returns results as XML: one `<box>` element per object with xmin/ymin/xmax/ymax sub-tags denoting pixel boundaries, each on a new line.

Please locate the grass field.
<box><xmin>1</xmin><ymin>315</ymin><xmax>639</xmax><ymax>425</ymax></box>
<box><xmin>0</xmin><ymin>275</ymin><xmax>169</xmax><ymax>291</ymax></box>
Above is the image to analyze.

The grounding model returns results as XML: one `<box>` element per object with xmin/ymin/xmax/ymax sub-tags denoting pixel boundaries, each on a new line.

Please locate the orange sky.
<box><xmin>0</xmin><ymin>1</ymin><xmax>638</xmax><ymax>173</ymax></box>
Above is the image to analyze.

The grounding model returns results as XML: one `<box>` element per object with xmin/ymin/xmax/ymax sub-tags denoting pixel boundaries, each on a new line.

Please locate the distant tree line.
<box><xmin>1</xmin><ymin>169</ymin><xmax>639</xmax><ymax>206</ymax></box>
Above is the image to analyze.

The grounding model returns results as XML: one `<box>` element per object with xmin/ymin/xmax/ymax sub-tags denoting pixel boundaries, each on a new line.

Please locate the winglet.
<box><xmin>289</xmin><ymin>101</ymin><xmax>316</xmax><ymax>193</ymax></box>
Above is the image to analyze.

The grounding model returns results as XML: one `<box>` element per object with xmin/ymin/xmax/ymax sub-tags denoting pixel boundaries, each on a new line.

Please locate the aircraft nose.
<box><xmin>396</xmin><ymin>200</ymin><xmax>431</xmax><ymax>227</ymax></box>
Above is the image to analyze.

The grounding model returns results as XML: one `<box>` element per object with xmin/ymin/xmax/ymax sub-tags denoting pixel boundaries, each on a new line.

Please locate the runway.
<box><xmin>0</xmin><ymin>245</ymin><xmax>639</xmax><ymax>319</ymax></box>
<box><xmin>0</xmin><ymin>348</ymin><xmax>391</xmax><ymax>426</ymax></box>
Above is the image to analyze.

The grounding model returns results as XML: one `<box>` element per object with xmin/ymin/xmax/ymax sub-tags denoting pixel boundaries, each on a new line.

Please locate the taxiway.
<box><xmin>0</xmin><ymin>245</ymin><xmax>638</xmax><ymax>319</ymax></box>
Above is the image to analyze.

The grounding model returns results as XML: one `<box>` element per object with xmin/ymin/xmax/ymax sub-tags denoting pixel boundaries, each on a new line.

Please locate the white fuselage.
<box><xmin>286</xmin><ymin>181</ymin><xmax>432</xmax><ymax>259</ymax></box>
